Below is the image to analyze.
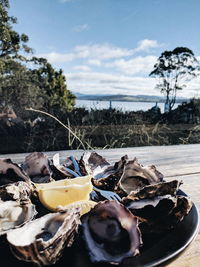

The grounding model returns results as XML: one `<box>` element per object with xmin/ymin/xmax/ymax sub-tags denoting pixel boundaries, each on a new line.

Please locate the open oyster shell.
<box><xmin>80</xmin><ymin>152</ymin><xmax>128</xmax><ymax>193</ymax></box>
<box><xmin>0</xmin><ymin>200</ymin><xmax>37</xmax><ymax>235</ymax></box>
<box><xmin>117</xmin><ymin>158</ymin><xmax>164</xmax><ymax>194</ymax></box>
<box><xmin>0</xmin><ymin>158</ymin><xmax>30</xmax><ymax>186</ymax></box>
<box><xmin>22</xmin><ymin>152</ymin><xmax>52</xmax><ymax>183</ymax></box>
<box><xmin>80</xmin><ymin>152</ymin><xmax>110</xmax><ymax>176</ymax></box>
<box><xmin>7</xmin><ymin>209</ymin><xmax>80</xmax><ymax>266</ymax></box>
<box><xmin>123</xmin><ymin>180</ymin><xmax>192</xmax><ymax>231</ymax></box>
<box><xmin>92</xmin><ymin>155</ymin><xmax>128</xmax><ymax>192</ymax></box>
<box><xmin>126</xmin><ymin>195</ymin><xmax>178</xmax><ymax>222</ymax></box>
<box><xmin>134</xmin><ymin>195</ymin><xmax>193</xmax><ymax>233</ymax></box>
<box><xmin>0</xmin><ymin>181</ymin><xmax>32</xmax><ymax>203</ymax></box>
<box><xmin>82</xmin><ymin>200</ymin><xmax>142</xmax><ymax>264</ymax></box>
<box><xmin>123</xmin><ymin>180</ymin><xmax>181</xmax><ymax>203</ymax></box>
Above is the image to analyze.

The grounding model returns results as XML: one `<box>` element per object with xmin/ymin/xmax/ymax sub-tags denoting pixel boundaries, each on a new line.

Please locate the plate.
<box><xmin>1</xmin><ymin>191</ymin><xmax>199</xmax><ymax>267</ymax></box>
<box><xmin>123</xmin><ymin>201</ymin><xmax>199</xmax><ymax>267</ymax></box>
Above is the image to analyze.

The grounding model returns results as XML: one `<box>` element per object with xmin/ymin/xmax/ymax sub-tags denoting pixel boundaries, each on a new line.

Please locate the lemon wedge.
<box><xmin>38</xmin><ymin>180</ymin><xmax>93</xmax><ymax>211</ymax></box>
<box><xmin>57</xmin><ymin>200</ymin><xmax>97</xmax><ymax>216</ymax></box>
<box><xmin>34</xmin><ymin>175</ymin><xmax>92</xmax><ymax>191</ymax></box>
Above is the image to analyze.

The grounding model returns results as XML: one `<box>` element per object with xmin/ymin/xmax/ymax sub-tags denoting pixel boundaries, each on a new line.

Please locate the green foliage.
<box><xmin>0</xmin><ymin>0</ymin><xmax>75</xmax><ymax>115</ymax></box>
<box><xmin>0</xmin><ymin>0</ymin><xmax>32</xmax><ymax>58</ymax></box>
<box><xmin>0</xmin><ymin>57</ymin><xmax>43</xmax><ymax>115</ymax></box>
<box><xmin>32</xmin><ymin>58</ymin><xmax>75</xmax><ymax>113</ymax></box>
<box><xmin>150</xmin><ymin>47</ymin><xmax>200</xmax><ymax>112</ymax></box>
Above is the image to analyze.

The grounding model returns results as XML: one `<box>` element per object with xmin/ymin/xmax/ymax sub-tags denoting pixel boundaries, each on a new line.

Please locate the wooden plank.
<box><xmin>166</xmin><ymin>235</ymin><xmax>200</xmax><ymax>267</ymax></box>
<box><xmin>2</xmin><ymin>144</ymin><xmax>200</xmax><ymax>177</ymax></box>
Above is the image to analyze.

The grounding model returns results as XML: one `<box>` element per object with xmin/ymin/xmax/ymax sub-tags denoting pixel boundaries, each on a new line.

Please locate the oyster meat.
<box><xmin>0</xmin><ymin>200</ymin><xmax>37</xmax><ymax>235</ymax></box>
<box><xmin>82</xmin><ymin>200</ymin><xmax>142</xmax><ymax>264</ymax></box>
<box><xmin>7</xmin><ymin>208</ymin><xmax>80</xmax><ymax>266</ymax></box>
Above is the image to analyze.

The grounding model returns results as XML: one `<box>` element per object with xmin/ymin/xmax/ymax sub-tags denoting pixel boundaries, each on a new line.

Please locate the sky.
<box><xmin>9</xmin><ymin>0</ymin><xmax>200</xmax><ymax>98</ymax></box>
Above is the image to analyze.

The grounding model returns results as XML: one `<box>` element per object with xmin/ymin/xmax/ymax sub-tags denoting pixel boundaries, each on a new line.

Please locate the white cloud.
<box><xmin>73</xmin><ymin>65</ymin><xmax>91</xmax><ymax>71</ymax></box>
<box><xmin>72</xmin><ymin>24</ymin><xmax>89</xmax><ymax>32</ymax></box>
<box><xmin>38</xmin><ymin>44</ymin><xmax>133</xmax><ymax>63</ymax></box>
<box><xmin>105</xmin><ymin>56</ymin><xmax>157</xmax><ymax>75</ymax></box>
<box><xmin>196</xmin><ymin>55</ymin><xmax>200</xmax><ymax>61</ymax></box>
<box><xmin>59</xmin><ymin>0</ymin><xmax>72</xmax><ymax>3</ymax></box>
<box><xmin>74</xmin><ymin>44</ymin><xmax>133</xmax><ymax>59</ymax></box>
<box><xmin>134</xmin><ymin>39</ymin><xmax>161</xmax><ymax>52</ymax></box>
<box><xmin>38</xmin><ymin>40</ymin><xmax>162</xmax><ymax>64</ymax></box>
<box><xmin>38</xmin><ymin>52</ymin><xmax>76</xmax><ymax>63</ymax></box>
<box><xmin>66</xmin><ymin>71</ymin><xmax>157</xmax><ymax>95</ymax></box>
<box><xmin>37</xmin><ymin>39</ymin><xmax>181</xmax><ymax>96</ymax></box>
<box><xmin>87</xmin><ymin>59</ymin><xmax>102</xmax><ymax>66</ymax></box>
<box><xmin>66</xmin><ymin>69</ymin><xmax>200</xmax><ymax>98</ymax></box>
<box><xmin>183</xmin><ymin>76</ymin><xmax>200</xmax><ymax>98</ymax></box>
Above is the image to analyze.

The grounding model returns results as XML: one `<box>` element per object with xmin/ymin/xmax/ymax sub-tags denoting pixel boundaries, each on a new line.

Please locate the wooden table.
<box><xmin>1</xmin><ymin>144</ymin><xmax>200</xmax><ymax>266</ymax></box>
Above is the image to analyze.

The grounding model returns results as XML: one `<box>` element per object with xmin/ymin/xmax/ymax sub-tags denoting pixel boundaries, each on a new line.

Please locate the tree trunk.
<box><xmin>164</xmin><ymin>89</ymin><xmax>170</xmax><ymax>113</ymax></box>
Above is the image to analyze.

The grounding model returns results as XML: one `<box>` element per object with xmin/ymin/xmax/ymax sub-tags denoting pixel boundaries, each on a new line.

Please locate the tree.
<box><xmin>149</xmin><ymin>47</ymin><xmax>200</xmax><ymax>112</ymax></box>
<box><xmin>0</xmin><ymin>57</ymin><xmax>43</xmax><ymax>115</ymax></box>
<box><xmin>32</xmin><ymin>58</ymin><xmax>75</xmax><ymax>113</ymax></box>
<box><xmin>0</xmin><ymin>0</ymin><xmax>75</xmax><ymax>115</ymax></box>
<box><xmin>0</xmin><ymin>0</ymin><xmax>37</xmax><ymax>115</ymax></box>
<box><xmin>0</xmin><ymin>0</ymin><xmax>32</xmax><ymax>59</ymax></box>
<box><xmin>0</xmin><ymin>56</ymin><xmax>75</xmax><ymax>116</ymax></box>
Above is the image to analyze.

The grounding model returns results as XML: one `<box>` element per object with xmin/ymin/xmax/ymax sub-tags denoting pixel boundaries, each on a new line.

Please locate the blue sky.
<box><xmin>10</xmin><ymin>0</ymin><xmax>200</xmax><ymax>97</ymax></box>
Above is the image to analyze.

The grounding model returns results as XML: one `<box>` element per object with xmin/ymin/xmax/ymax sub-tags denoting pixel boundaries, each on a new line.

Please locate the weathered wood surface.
<box><xmin>1</xmin><ymin>143</ymin><xmax>200</xmax><ymax>267</ymax></box>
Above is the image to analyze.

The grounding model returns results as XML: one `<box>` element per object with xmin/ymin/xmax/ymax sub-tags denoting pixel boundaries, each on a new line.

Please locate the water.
<box><xmin>75</xmin><ymin>99</ymin><xmax>180</xmax><ymax>113</ymax></box>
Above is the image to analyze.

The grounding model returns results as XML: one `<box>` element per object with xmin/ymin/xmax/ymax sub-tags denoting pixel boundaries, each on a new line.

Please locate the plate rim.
<box><xmin>144</xmin><ymin>198</ymin><xmax>200</xmax><ymax>267</ymax></box>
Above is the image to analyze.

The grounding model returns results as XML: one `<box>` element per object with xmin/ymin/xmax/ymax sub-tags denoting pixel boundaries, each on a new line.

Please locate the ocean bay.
<box><xmin>75</xmin><ymin>99</ymin><xmax>179</xmax><ymax>113</ymax></box>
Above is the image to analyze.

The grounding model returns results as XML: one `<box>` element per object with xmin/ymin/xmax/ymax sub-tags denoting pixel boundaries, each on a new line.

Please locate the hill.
<box><xmin>74</xmin><ymin>93</ymin><xmax>188</xmax><ymax>103</ymax></box>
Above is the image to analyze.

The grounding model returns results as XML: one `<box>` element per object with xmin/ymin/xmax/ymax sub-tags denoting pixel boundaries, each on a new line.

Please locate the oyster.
<box><xmin>126</xmin><ymin>195</ymin><xmax>178</xmax><ymax>222</ymax></box>
<box><xmin>22</xmin><ymin>152</ymin><xmax>52</xmax><ymax>183</ymax></box>
<box><xmin>51</xmin><ymin>153</ymin><xmax>81</xmax><ymax>179</ymax></box>
<box><xmin>132</xmin><ymin>195</ymin><xmax>193</xmax><ymax>233</ymax></box>
<box><xmin>123</xmin><ymin>180</ymin><xmax>192</xmax><ymax>231</ymax></box>
<box><xmin>82</xmin><ymin>200</ymin><xmax>142</xmax><ymax>264</ymax></box>
<box><xmin>117</xmin><ymin>158</ymin><xmax>164</xmax><ymax>194</ymax></box>
<box><xmin>7</xmin><ymin>209</ymin><xmax>80</xmax><ymax>266</ymax></box>
<box><xmin>92</xmin><ymin>155</ymin><xmax>128</xmax><ymax>192</ymax></box>
<box><xmin>50</xmin><ymin>164</ymin><xmax>71</xmax><ymax>180</ymax></box>
<box><xmin>80</xmin><ymin>152</ymin><xmax>128</xmax><ymax>192</ymax></box>
<box><xmin>123</xmin><ymin>180</ymin><xmax>181</xmax><ymax>203</ymax></box>
<box><xmin>0</xmin><ymin>181</ymin><xmax>32</xmax><ymax>203</ymax></box>
<box><xmin>0</xmin><ymin>200</ymin><xmax>37</xmax><ymax>235</ymax></box>
<box><xmin>167</xmin><ymin>195</ymin><xmax>193</xmax><ymax>224</ymax></box>
<box><xmin>0</xmin><ymin>158</ymin><xmax>30</xmax><ymax>186</ymax></box>
<box><xmin>80</xmin><ymin>152</ymin><xmax>110</xmax><ymax>176</ymax></box>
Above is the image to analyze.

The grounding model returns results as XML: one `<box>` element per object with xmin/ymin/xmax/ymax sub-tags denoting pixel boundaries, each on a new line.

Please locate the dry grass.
<box><xmin>72</xmin><ymin>123</ymin><xmax>192</xmax><ymax>149</ymax></box>
<box><xmin>0</xmin><ymin>106</ymin><xmax>198</xmax><ymax>154</ymax></box>
<box><xmin>180</xmin><ymin>125</ymin><xmax>200</xmax><ymax>144</ymax></box>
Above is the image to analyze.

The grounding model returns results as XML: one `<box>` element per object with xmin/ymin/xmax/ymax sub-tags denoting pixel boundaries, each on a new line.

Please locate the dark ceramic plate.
<box><xmin>1</xmin><ymin>191</ymin><xmax>199</xmax><ymax>267</ymax></box>
<box><xmin>122</xmin><ymin>200</ymin><xmax>200</xmax><ymax>267</ymax></box>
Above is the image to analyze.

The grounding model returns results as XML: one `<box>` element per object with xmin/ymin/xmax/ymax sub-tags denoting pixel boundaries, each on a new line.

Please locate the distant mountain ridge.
<box><xmin>74</xmin><ymin>93</ymin><xmax>189</xmax><ymax>103</ymax></box>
